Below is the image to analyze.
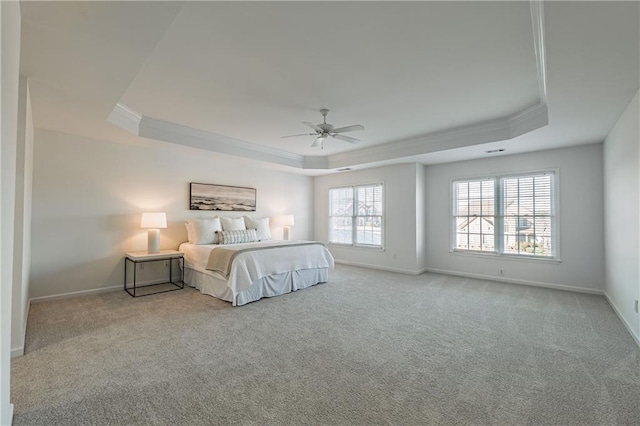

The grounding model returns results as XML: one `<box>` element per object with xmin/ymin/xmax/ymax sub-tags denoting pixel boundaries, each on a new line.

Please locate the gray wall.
<box><xmin>313</xmin><ymin>145</ymin><xmax>606</xmax><ymax>293</ymax></box>
<box><xmin>30</xmin><ymin>129</ymin><xmax>314</xmax><ymax>299</ymax></box>
<box><xmin>603</xmin><ymin>91</ymin><xmax>639</xmax><ymax>343</ymax></box>
<box><xmin>425</xmin><ymin>144</ymin><xmax>605</xmax><ymax>293</ymax></box>
<box><xmin>314</xmin><ymin>163</ymin><xmax>425</xmax><ymax>274</ymax></box>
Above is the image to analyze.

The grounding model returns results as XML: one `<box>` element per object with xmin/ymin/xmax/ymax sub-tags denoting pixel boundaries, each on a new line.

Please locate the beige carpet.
<box><xmin>10</xmin><ymin>265</ymin><xmax>640</xmax><ymax>425</ymax></box>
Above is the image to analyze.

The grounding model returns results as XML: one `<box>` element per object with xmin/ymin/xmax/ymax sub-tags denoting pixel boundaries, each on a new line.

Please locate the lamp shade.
<box><xmin>140</xmin><ymin>212</ymin><xmax>167</xmax><ymax>229</ymax></box>
<box><xmin>280</xmin><ymin>214</ymin><xmax>294</xmax><ymax>226</ymax></box>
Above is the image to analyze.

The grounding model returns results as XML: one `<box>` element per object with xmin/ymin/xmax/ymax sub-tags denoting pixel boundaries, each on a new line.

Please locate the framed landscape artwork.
<box><xmin>190</xmin><ymin>183</ymin><xmax>257</xmax><ymax>211</ymax></box>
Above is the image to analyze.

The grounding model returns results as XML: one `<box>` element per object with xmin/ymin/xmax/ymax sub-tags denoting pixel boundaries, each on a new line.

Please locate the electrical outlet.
<box><xmin>635</xmin><ymin>299</ymin><xmax>638</xmax><ymax>314</ymax></box>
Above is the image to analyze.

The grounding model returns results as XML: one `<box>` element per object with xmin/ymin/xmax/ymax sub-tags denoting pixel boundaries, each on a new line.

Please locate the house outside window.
<box><xmin>452</xmin><ymin>171</ymin><xmax>557</xmax><ymax>258</ymax></box>
<box><xmin>329</xmin><ymin>183</ymin><xmax>383</xmax><ymax>248</ymax></box>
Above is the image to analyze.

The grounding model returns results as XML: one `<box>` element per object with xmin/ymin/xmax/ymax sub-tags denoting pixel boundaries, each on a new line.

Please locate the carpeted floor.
<box><xmin>10</xmin><ymin>265</ymin><xmax>640</xmax><ymax>425</ymax></box>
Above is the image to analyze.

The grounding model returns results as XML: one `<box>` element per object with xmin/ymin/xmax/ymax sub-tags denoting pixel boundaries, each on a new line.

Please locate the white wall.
<box><xmin>426</xmin><ymin>144</ymin><xmax>605</xmax><ymax>293</ymax></box>
<box><xmin>314</xmin><ymin>163</ymin><xmax>425</xmax><ymax>274</ymax></box>
<box><xmin>30</xmin><ymin>129</ymin><xmax>314</xmax><ymax>299</ymax></box>
<box><xmin>11</xmin><ymin>77</ymin><xmax>33</xmax><ymax>357</ymax></box>
<box><xmin>0</xmin><ymin>1</ymin><xmax>21</xmax><ymax>423</ymax></box>
<box><xmin>603</xmin><ymin>91</ymin><xmax>639</xmax><ymax>343</ymax></box>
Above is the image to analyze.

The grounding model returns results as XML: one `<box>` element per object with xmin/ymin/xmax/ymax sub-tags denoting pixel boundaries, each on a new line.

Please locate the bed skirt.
<box><xmin>183</xmin><ymin>267</ymin><xmax>329</xmax><ymax>306</ymax></box>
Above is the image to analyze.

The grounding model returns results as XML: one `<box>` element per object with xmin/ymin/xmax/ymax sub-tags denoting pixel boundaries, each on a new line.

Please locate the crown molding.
<box><xmin>530</xmin><ymin>0</ymin><xmax>548</xmax><ymax>103</ymax></box>
<box><xmin>139</xmin><ymin>116</ymin><xmax>305</xmax><ymax>168</ymax></box>
<box><xmin>109</xmin><ymin>100</ymin><xmax>548</xmax><ymax>172</ymax></box>
<box><xmin>108</xmin><ymin>103</ymin><xmax>305</xmax><ymax>168</ymax></box>
<box><xmin>508</xmin><ymin>102</ymin><xmax>548</xmax><ymax>139</ymax></box>
<box><xmin>324</xmin><ymin>102</ymin><xmax>547</xmax><ymax>170</ymax></box>
<box><xmin>107</xmin><ymin>103</ymin><xmax>141</xmax><ymax>135</ymax></box>
<box><xmin>325</xmin><ymin>117</ymin><xmax>508</xmax><ymax>170</ymax></box>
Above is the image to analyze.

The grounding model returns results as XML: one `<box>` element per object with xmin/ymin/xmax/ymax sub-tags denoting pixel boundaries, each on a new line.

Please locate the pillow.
<box><xmin>219</xmin><ymin>229</ymin><xmax>258</xmax><ymax>245</ymax></box>
<box><xmin>220</xmin><ymin>216</ymin><xmax>246</xmax><ymax>231</ymax></box>
<box><xmin>244</xmin><ymin>216</ymin><xmax>272</xmax><ymax>241</ymax></box>
<box><xmin>185</xmin><ymin>217</ymin><xmax>222</xmax><ymax>244</ymax></box>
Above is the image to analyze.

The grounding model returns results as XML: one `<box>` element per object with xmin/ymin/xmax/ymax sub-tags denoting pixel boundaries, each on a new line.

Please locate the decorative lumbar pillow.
<box><xmin>219</xmin><ymin>229</ymin><xmax>258</xmax><ymax>245</ymax></box>
<box><xmin>185</xmin><ymin>217</ymin><xmax>222</xmax><ymax>244</ymax></box>
<box><xmin>220</xmin><ymin>216</ymin><xmax>246</xmax><ymax>231</ymax></box>
<box><xmin>243</xmin><ymin>216</ymin><xmax>272</xmax><ymax>241</ymax></box>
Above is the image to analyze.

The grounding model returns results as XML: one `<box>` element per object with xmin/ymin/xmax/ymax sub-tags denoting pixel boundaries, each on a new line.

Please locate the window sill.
<box><xmin>329</xmin><ymin>243</ymin><xmax>385</xmax><ymax>251</ymax></box>
<box><xmin>449</xmin><ymin>250</ymin><xmax>562</xmax><ymax>264</ymax></box>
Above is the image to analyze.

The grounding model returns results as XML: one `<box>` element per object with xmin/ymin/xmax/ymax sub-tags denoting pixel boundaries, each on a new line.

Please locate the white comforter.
<box><xmin>179</xmin><ymin>240</ymin><xmax>334</xmax><ymax>295</ymax></box>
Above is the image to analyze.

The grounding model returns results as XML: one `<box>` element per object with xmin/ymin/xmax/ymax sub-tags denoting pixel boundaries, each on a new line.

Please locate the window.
<box><xmin>502</xmin><ymin>174</ymin><xmax>555</xmax><ymax>257</ymax></box>
<box><xmin>452</xmin><ymin>171</ymin><xmax>556</xmax><ymax>258</ymax></box>
<box><xmin>453</xmin><ymin>178</ymin><xmax>495</xmax><ymax>252</ymax></box>
<box><xmin>329</xmin><ymin>184</ymin><xmax>383</xmax><ymax>247</ymax></box>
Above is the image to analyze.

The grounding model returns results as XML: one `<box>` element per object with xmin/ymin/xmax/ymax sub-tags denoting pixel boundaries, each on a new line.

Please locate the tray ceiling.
<box><xmin>19</xmin><ymin>1</ymin><xmax>639</xmax><ymax>174</ymax></box>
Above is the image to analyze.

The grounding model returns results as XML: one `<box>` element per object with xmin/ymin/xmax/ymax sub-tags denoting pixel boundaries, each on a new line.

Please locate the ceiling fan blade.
<box><xmin>333</xmin><ymin>134</ymin><xmax>360</xmax><ymax>144</ymax></box>
<box><xmin>311</xmin><ymin>136</ymin><xmax>325</xmax><ymax>147</ymax></box>
<box><xmin>281</xmin><ymin>133</ymin><xmax>314</xmax><ymax>139</ymax></box>
<box><xmin>302</xmin><ymin>122</ymin><xmax>323</xmax><ymax>132</ymax></box>
<box><xmin>332</xmin><ymin>124</ymin><xmax>365</xmax><ymax>134</ymax></box>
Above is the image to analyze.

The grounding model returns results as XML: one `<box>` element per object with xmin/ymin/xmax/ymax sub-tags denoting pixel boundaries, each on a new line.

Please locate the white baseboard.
<box><xmin>11</xmin><ymin>298</ymin><xmax>31</xmax><ymax>358</ymax></box>
<box><xmin>10</xmin><ymin>346</ymin><xmax>24</xmax><ymax>358</ymax></box>
<box><xmin>335</xmin><ymin>260</ymin><xmax>426</xmax><ymax>275</ymax></box>
<box><xmin>1</xmin><ymin>403</ymin><xmax>14</xmax><ymax>426</ymax></box>
<box><xmin>29</xmin><ymin>275</ymin><xmax>183</xmax><ymax>304</ymax></box>
<box><xmin>30</xmin><ymin>285</ymin><xmax>122</xmax><ymax>304</ymax></box>
<box><xmin>425</xmin><ymin>267</ymin><xmax>604</xmax><ymax>295</ymax></box>
<box><xmin>604</xmin><ymin>291</ymin><xmax>640</xmax><ymax>347</ymax></box>
<box><xmin>6</xmin><ymin>403</ymin><xmax>14</xmax><ymax>426</ymax></box>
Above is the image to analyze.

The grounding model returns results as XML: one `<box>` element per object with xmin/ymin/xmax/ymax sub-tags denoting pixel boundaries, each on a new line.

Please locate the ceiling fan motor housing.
<box><xmin>319</xmin><ymin>109</ymin><xmax>332</xmax><ymax>131</ymax></box>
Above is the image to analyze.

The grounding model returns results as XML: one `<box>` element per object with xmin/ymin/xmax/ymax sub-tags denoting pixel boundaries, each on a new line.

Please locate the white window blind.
<box><xmin>329</xmin><ymin>187</ymin><xmax>353</xmax><ymax>245</ymax></box>
<box><xmin>501</xmin><ymin>173</ymin><xmax>555</xmax><ymax>257</ymax></box>
<box><xmin>329</xmin><ymin>184</ymin><xmax>383</xmax><ymax>247</ymax></box>
<box><xmin>453</xmin><ymin>179</ymin><xmax>496</xmax><ymax>252</ymax></box>
<box><xmin>452</xmin><ymin>171</ymin><xmax>557</xmax><ymax>258</ymax></box>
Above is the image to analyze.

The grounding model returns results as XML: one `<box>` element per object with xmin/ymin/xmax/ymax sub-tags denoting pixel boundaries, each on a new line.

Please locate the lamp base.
<box><xmin>283</xmin><ymin>226</ymin><xmax>291</xmax><ymax>241</ymax></box>
<box><xmin>147</xmin><ymin>229</ymin><xmax>160</xmax><ymax>254</ymax></box>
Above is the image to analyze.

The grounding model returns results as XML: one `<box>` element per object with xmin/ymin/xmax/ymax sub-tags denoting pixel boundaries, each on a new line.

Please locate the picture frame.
<box><xmin>190</xmin><ymin>182</ymin><xmax>257</xmax><ymax>211</ymax></box>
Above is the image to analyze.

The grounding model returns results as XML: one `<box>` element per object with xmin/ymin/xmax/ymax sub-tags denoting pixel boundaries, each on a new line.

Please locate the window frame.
<box><xmin>450</xmin><ymin>169</ymin><xmax>560</xmax><ymax>262</ymax></box>
<box><xmin>328</xmin><ymin>182</ymin><xmax>385</xmax><ymax>249</ymax></box>
<box><xmin>451</xmin><ymin>176</ymin><xmax>498</xmax><ymax>254</ymax></box>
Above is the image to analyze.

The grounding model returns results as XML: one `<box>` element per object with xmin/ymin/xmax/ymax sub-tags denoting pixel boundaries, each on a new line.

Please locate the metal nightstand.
<box><xmin>124</xmin><ymin>250</ymin><xmax>184</xmax><ymax>297</ymax></box>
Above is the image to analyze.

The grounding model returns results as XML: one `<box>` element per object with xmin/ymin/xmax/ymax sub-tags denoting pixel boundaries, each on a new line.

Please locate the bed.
<box><xmin>179</xmin><ymin>240</ymin><xmax>335</xmax><ymax>306</ymax></box>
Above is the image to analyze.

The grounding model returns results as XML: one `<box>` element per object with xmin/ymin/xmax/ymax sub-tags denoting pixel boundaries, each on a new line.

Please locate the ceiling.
<box><xmin>19</xmin><ymin>1</ymin><xmax>639</xmax><ymax>175</ymax></box>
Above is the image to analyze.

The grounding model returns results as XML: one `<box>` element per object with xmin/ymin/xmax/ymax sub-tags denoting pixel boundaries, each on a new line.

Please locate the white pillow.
<box><xmin>220</xmin><ymin>216</ymin><xmax>246</xmax><ymax>231</ymax></box>
<box><xmin>244</xmin><ymin>216</ymin><xmax>272</xmax><ymax>241</ymax></box>
<box><xmin>219</xmin><ymin>229</ymin><xmax>258</xmax><ymax>245</ymax></box>
<box><xmin>185</xmin><ymin>217</ymin><xmax>222</xmax><ymax>244</ymax></box>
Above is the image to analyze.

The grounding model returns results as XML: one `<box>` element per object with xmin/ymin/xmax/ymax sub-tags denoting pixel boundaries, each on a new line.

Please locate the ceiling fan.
<box><xmin>281</xmin><ymin>109</ymin><xmax>365</xmax><ymax>149</ymax></box>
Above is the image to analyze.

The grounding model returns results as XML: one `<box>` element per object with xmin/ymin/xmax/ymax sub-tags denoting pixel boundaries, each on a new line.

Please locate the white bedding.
<box><xmin>179</xmin><ymin>240</ymin><xmax>334</xmax><ymax>305</ymax></box>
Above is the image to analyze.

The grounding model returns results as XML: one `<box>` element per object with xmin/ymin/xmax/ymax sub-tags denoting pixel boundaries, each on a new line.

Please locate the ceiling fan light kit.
<box><xmin>281</xmin><ymin>109</ymin><xmax>365</xmax><ymax>149</ymax></box>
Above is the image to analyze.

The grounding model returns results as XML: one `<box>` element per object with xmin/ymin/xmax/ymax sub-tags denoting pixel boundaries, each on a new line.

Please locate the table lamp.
<box><xmin>281</xmin><ymin>214</ymin><xmax>294</xmax><ymax>241</ymax></box>
<box><xmin>141</xmin><ymin>212</ymin><xmax>167</xmax><ymax>254</ymax></box>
